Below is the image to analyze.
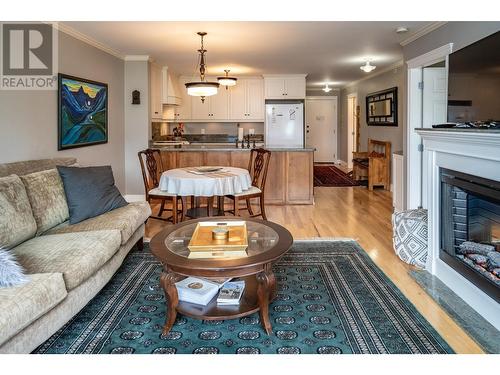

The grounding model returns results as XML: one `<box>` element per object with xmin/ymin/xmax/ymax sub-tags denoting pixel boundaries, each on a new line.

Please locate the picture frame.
<box><xmin>58</xmin><ymin>73</ymin><xmax>108</xmax><ymax>150</ymax></box>
<box><xmin>366</xmin><ymin>86</ymin><xmax>398</xmax><ymax>126</ymax></box>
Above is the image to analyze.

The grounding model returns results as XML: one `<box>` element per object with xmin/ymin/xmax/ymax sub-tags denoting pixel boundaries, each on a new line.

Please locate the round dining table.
<box><xmin>158</xmin><ymin>166</ymin><xmax>252</xmax><ymax>218</ymax></box>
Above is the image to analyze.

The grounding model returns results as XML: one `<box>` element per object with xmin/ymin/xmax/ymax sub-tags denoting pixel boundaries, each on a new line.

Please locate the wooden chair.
<box><xmin>138</xmin><ymin>149</ymin><xmax>182</xmax><ymax>223</ymax></box>
<box><xmin>224</xmin><ymin>148</ymin><xmax>271</xmax><ymax>220</ymax></box>
<box><xmin>352</xmin><ymin>139</ymin><xmax>391</xmax><ymax>190</ymax></box>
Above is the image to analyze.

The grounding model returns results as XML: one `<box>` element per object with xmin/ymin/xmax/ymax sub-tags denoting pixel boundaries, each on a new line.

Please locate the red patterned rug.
<box><xmin>314</xmin><ymin>165</ymin><xmax>359</xmax><ymax>187</ymax></box>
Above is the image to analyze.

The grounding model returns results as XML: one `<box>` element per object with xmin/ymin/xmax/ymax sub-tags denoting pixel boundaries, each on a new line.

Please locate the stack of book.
<box><xmin>188</xmin><ymin>221</ymin><xmax>248</xmax><ymax>259</ymax></box>
<box><xmin>216</xmin><ymin>281</ymin><xmax>246</xmax><ymax>305</ymax></box>
<box><xmin>175</xmin><ymin>277</ymin><xmax>231</xmax><ymax>306</ymax></box>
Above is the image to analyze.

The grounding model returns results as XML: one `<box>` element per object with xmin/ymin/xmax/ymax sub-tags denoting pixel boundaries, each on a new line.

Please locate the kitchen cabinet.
<box><xmin>263</xmin><ymin>74</ymin><xmax>306</xmax><ymax>99</ymax></box>
<box><xmin>229</xmin><ymin>78</ymin><xmax>264</xmax><ymax>121</ymax></box>
<box><xmin>171</xmin><ymin>76</ymin><xmax>192</xmax><ymax>121</ymax></box>
<box><xmin>191</xmin><ymin>76</ymin><xmax>229</xmax><ymax>120</ymax></box>
<box><xmin>150</xmin><ymin>63</ymin><xmax>163</xmax><ymax>120</ymax></box>
<box><xmin>286</xmin><ymin>152</ymin><xmax>314</xmax><ymax>203</ymax></box>
<box><xmin>161</xmin><ymin>67</ymin><xmax>181</xmax><ymax>105</ymax></box>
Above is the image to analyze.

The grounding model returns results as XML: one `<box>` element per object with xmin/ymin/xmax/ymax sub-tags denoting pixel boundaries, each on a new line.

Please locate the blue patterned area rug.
<box><xmin>34</xmin><ymin>241</ymin><xmax>453</xmax><ymax>354</ymax></box>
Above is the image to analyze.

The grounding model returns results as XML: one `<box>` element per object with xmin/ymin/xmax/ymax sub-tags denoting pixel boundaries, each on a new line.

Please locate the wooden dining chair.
<box><xmin>138</xmin><ymin>149</ymin><xmax>182</xmax><ymax>223</ymax></box>
<box><xmin>225</xmin><ymin>148</ymin><xmax>272</xmax><ymax>220</ymax></box>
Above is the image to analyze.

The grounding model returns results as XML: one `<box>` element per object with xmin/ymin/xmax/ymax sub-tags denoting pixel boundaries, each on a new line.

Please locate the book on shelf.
<box><xmin>175</xmin><ymin>277</ymin><xmax>231</xmax><ymax>306</ymax></box>
<box><xmin>216</xmin><ymin>280</ymin><xmax>246</xmax><ymax>305</ymax></box>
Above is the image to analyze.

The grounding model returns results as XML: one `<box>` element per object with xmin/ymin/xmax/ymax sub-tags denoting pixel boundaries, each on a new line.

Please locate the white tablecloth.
<box><xmin>159</xmin><ymin>167</ymin><xmax>252</xmax><ymax>196</ymax></box>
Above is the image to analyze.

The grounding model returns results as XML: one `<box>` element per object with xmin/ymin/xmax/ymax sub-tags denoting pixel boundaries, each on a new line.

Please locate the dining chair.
<box><xmin>224</xmin><ymin>148</ymin><xmax>272</xmax><ymax>220</ymax></box>
<box><xmin>138</xmin><ymin>149</ymin><xmax>182</xmax><ymax>223</ymax></box>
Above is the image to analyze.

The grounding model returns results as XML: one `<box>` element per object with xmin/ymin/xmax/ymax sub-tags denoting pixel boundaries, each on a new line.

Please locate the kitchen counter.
<box><xmin>153</xmin><ymin>145</ymin><xmax>314</xmax><ymax>205</ymax></box>
<box><xmin>415</xmin><ymin>127</ymin><xmax>500</xmax><ymax>133</ymax></box>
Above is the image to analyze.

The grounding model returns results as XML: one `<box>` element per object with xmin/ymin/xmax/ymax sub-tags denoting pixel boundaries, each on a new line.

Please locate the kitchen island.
<box><xmin>151</xmin><ymin>144</ymin><xmax>315</xmax><ymax>205</ymax></box>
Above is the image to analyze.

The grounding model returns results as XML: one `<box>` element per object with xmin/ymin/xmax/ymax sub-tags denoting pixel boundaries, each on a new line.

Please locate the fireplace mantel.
<box><xmin>417</xmin><ymin>128</ymin><xmax>500</xmax><ymax>330</ymax></box>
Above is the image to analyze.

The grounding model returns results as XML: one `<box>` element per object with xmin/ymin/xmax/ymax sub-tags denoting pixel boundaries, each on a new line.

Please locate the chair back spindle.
<box><xmin>138</xmin><ymin>149</ymin><xmax>164</xmax><ymax>198</ymax></box>
<box><xmin>247</xmin><ymin>148</ymin><xmax>272</xmax><ymax>191</ymax></box>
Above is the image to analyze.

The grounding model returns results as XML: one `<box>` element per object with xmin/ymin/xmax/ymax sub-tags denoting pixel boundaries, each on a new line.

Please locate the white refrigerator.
<box><xmin>265</xmin><ymin>102</ymin><xmax>304</xmax><ymax>148</ymax></box>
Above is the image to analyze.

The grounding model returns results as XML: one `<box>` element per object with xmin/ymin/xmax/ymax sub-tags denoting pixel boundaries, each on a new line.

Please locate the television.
<box><xmin>447</xmin><ymin>31</ymin><xmax>500</xmax><ymax>124</ymax></box>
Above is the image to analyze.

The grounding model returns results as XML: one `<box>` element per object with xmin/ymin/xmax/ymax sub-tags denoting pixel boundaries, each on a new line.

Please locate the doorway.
<box><xmin>347</xmin><ymin>93</ymin><xmax>358</xmax><ymax>169</ymax></box>
<box><xmin>305</xmin><ymin>96</ymin><xmax>338</xmax><ymax>163</ymax></box>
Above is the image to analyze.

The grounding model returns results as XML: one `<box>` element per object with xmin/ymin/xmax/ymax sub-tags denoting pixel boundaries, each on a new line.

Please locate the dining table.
<box><xmin>158</xmin><ymin>166</ymin><xmax>253</xmax><ymax>219</ymax></box>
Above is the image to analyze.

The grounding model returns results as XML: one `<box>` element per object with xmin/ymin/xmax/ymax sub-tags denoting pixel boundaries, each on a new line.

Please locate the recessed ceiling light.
<box><xmin>360</xmin><ymin>61</ymin><xmax>376</xmax><ymax>73</ymax></box>
<box><xmin>396</xmin><ymin>27</ymin><xmax>409</xmax><ymax>34</ymax></box>
<box><xmin>322</xmin><ymin>84</ymin><xmax>332</xmax><ymax>93</ymax></box>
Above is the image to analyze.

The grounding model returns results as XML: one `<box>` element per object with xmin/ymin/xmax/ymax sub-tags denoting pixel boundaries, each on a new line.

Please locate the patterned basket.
<box><xmin>392</xmin><ymin>209</ymin><xmax>428</xmax><ymax>269</ymax></box>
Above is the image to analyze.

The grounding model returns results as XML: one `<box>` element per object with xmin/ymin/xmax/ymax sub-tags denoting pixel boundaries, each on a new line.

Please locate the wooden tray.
<box><xmin>188</xmin><ymin>221</ymin><xmax>248</xmax><ymax>252</ymax></box>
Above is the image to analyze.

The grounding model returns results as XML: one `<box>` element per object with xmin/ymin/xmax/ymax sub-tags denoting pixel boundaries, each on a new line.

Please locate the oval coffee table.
<box><xmin>150</xmin><ymin>217</ymin><xmax>293</xmax><ymax>335</ymax></box>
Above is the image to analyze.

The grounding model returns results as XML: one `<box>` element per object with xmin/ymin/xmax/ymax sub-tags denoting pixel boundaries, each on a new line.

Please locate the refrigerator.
<box><xmin>265</xmin><ymin>102</ymin><xmax>304</xmax><ymax>148</ymax></box>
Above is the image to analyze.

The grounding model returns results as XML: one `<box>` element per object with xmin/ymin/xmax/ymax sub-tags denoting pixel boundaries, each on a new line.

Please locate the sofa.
<box><xmin>0</xmin><ymin>158</ymin><xmax>151</xmax><ymax>353</ymax></box>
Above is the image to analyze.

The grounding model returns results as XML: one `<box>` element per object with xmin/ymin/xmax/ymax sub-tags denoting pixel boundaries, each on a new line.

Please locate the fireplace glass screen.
<box><xmin>440</xmin><ymin>169</ymin><xmax>500</xmax><ymax>301</ymax></box>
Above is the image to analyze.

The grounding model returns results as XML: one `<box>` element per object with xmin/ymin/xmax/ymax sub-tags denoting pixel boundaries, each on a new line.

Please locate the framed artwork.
<box><xmin>366</xmin><ymin>86</ymin><xmax>398</xmax><ymax>126</ymax></box>
<box><xmin>58</xmin><ymin>73</ymin><xmax>108</xmax><ymax>150</ymax></box>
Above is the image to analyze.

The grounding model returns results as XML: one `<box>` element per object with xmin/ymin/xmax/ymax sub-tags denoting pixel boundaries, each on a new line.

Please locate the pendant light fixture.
<box><xmin>360</xmin><ymin>61</ymin><xmax>376</xmax><ymax>73</ymax></box>
<box><xmin>217</xmin><ymin>69</ymin><xmax>237</xmax><ymax>89</ymax></box>
<box><xmin>185</xmin><ymin>32</ymin><xmax>219</xmax><ymax>102</ymax></box>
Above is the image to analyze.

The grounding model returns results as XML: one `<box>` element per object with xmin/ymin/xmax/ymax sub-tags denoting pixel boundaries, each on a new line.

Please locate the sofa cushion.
<box><xmin>46</xmin><ymin>201</ymin><xmax>151</xmax><ymax>245</ymax></box>
<box><xmin>57</xmin><ymin>166</ymin><xmax>128</xmax><ymax>224</ymax></box>
<box><xmin>12</xmin><ymin>231</ymin><xmax>121</xmax><ymax>290</ymax></box>
<box><xmin>0</xmin><ymin>249</ymin><xmax>28</xmax><ymax>287</ymax></box>
<box><xmin>0</xmin><ymin>175</ymin><xmax>37</xmax><ymax>249</ymax></box>
<box><xmin>0</xmin><ymin>273</ymin><xmax>67</xmax><ymax>345</ymax></box>
<box><xmin>20</xmin><ymin>169</ymin><xmax>70</xmax><ymax>235</ymax></box>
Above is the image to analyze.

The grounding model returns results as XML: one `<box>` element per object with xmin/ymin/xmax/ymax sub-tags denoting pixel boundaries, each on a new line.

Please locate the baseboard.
<box><xmin>337</xmin><ymin>160</ymin><xmax>348</xmax><ymax>167</ymax></box>
<box><xmin>124</xmin><ymin>194</ymin><xmax>146</xmax><ymax>202</ymax></box>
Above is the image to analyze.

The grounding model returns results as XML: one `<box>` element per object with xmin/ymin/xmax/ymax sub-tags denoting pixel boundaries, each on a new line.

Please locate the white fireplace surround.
<box><xmin>417</xmin><ymin>129</ymin><xmax>500</xmax><ymax>330</ymax></box>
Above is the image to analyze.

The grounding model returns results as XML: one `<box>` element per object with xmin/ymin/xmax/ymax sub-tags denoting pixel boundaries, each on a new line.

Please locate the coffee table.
<box><xmin>150</xmin><ymin>217</ymin><xmax>293</xmax><ymax>335</ymax></box>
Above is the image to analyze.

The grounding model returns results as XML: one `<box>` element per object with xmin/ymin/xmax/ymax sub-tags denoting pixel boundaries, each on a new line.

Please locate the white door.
<box><xmin>229</xmin><ymin>81</ymin><xmax>247</xmax><ymax>120</ymax></box>
<box><xmin>347</xmin><ymin>94</ymin><xmax>357</xmax><ymax>168</ymax></box>
<box><xmin>423</xmin><ymin>67</ymin><xmax>447</xmax><ymax>127</ymax></box>
<box><xmin>246</xmin><ymin>79</ymin><xmax>264</xmax><ymax>120</ymax></box>
<box><xmin>305</xmin><ymin>97</ymin><xmax>338</xmax><ymax>163</ymax></box>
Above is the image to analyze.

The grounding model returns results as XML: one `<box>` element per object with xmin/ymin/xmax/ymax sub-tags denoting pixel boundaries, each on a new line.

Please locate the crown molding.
<box><xmin>124</xmin><ymin>55</ymin><xmax>151</xmax><ymax>62</ymax></box>
<box><xmin>342</xmin><ymin>60</ymin><xmax>404</xmax><ymax>89</ymax></box>
<box><xmin>55</xmin><ymin>22</ymin><xmax>124</xmax><ymax>60</ymax></box>
<box><xmin>399</xmin><ymin>22</ymin><xmax>448</xmax><ymax>46</ymax></box>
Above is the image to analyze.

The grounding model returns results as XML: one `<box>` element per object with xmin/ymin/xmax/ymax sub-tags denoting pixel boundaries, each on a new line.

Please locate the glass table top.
<box><xmin>165</xmin><ymin>220</ymin><xmax>279</xmax><ymax>260</ymax></box>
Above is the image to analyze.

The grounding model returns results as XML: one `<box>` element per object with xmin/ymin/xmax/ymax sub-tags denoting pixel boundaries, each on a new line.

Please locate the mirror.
<box><xmin>366</xmin><ymin>87</ymin><xmax>398</xmax><ymax>126</ymax></box>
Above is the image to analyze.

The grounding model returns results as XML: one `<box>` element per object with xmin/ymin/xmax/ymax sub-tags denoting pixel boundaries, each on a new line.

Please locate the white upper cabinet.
<box><xmin>174</xmin><ymin>76</ymin><xmax>192</xmax><ymax>121</ymax></box>
<box><xmin>263</xmin><ymin>74</ymin><xmax>306</xmax><ymax>99</ymax></box>
<box><xmin>149</xmin><ymin>63</ymin><xmax>162</xmax><ymax>120</ymax></box>
<box><xmin>229</xmin><ymin>78</ymin><xmax>264</xmax><ymax>121</ymax></box>
<box><xmin>209</xmin><ymin>88</ymin><xmax>229</xmax><ymax>120</ymax></box>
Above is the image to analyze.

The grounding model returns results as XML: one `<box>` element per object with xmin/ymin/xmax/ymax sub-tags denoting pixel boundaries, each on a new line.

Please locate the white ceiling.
<box><xmin>62</xmin><ymin>21</ymin><xmax>433</xmax><ymax>89</ymax></box>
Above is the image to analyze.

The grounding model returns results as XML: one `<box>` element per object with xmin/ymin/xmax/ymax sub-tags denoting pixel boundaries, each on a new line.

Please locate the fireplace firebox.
<box><xmin>440</xmin><ymin>168</ymin><xmax>500</xmax><ymax>303</ymax></box>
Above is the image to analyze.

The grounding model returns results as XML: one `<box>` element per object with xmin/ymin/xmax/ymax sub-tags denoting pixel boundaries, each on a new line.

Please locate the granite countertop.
<box><xmin>415</xmin><ymin>127</ymin><xmax>500</xmax><ymax>133</ymax></box>
<box><xmin>150</xmin><ymin>144</ymin><xmax>315</xmax><ymax>152</ymax></box>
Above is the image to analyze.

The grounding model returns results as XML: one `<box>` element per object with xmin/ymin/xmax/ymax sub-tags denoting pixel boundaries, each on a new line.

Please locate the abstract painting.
<box><xmin>58</xmin><ymin>74</ymin><xmax>108</xmax><ymax>150</ymax></box>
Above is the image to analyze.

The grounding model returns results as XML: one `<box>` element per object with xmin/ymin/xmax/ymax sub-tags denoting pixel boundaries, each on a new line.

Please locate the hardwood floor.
<box><xmin>145</xmin><ymin>186</ymin><xmax>483</xmax><ymax>354</ymax></box>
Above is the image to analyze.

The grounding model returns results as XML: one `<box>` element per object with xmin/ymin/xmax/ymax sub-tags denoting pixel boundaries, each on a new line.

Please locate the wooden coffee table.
<box><xmin>150</xmin><ymin>217</ymin><xmax>293</xmax><ymax>335</ymax></box>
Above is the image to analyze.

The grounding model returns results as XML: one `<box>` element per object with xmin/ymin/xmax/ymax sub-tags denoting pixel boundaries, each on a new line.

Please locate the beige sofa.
<box><xmin>0</xmin><ymin>158</ymin><xmax>151</xmax><ymax>353</ymax></box>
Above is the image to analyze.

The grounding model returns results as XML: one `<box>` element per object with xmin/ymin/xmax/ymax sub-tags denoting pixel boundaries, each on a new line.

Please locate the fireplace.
<box><xmin>440</xmin><ymin>168</ymin><xmax>500</xmax><ymax>302</ymax></box>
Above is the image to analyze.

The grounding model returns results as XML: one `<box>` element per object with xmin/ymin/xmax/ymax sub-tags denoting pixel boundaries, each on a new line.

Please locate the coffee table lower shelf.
<box><xmin>176</xmin><ymin>275</ymin><xmax>260</xmax><ymax>320</ymax></box>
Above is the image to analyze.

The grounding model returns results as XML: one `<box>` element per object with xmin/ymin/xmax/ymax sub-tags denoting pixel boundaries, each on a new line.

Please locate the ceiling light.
<box><xmin>396</xmin><ymin>27</ymin><xmax>409</xmax><ymax>34</ymax></box>
<box><xmin>185</xmin><ymin>32</ymin><xmax>219</xmax><ymax>102</ymax></box>
<box><xmin>360</xmin><ymin>61</ymin><xmax>376</xmax><ymax>73</ymax></box>
<box><xmin>217</xmin><ymin>69</ymin><xmax>237</xmax><ymax>89</ymax></box>
<box><xmin>322</xmin><ymin>84</ymin><xmax>332</xmax><ymax>93</ymax></box>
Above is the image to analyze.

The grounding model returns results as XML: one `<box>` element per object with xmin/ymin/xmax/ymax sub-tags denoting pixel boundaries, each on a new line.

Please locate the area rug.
<box><xmin>34</xmin><ymin>241</ymin><xmax>453</xmax><ymax>354</ymax></box>
<box><xmin>314</xmin><ymin>165</ymin><xmax>359</xmax><ymax>187</ymax></box>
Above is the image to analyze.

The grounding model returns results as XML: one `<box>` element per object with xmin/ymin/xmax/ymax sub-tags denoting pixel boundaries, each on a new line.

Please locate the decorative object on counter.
<box><xmin>172</xmin><ymin>123</ymin><xmax>184</xmax><ymax>138</ymax></box>
<box><xmin>246</xmin><ymin>135</ymin><xmax>251</xmax><ymax>149</ymax></box>
<box><xmin>238</xmin><ymin>126</ymin><xmax>244</xmax><ymax>141</ymax></box>
<box><xmin>217</xmin><ymin>69</ymin><xmax>237</xmax><ymax>89</ymax></box>
<box><xmin>185</xmin><ymin>32</ymin><xmax>219</xmax><ymax>103</ymax></box>
<box><xmin>392</xmin><ymin>208</ymin><xmax>428</xmax><ymax>269</ymax></box>
<box><xmin>366</xmin><ymin>87</ymin><xmax>398</xmax><ymax>126</ymax></box>
<box><xmin>58</xmin><ymin>73</ymin><xmax>108</xmax><ymax>150</ymax></box>
<box><xmin>132</xmin><ymin>90</ymin><xmax>140</xmax><ymax>105</ymax></box>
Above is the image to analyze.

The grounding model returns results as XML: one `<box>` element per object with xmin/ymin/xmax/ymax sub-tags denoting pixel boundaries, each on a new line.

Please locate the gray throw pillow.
<box><xmin>0</xmin><ymin>249</ymin><xmax>28</xmax><ymax>287</ymax></box>
<box><xmin>57</xmin><ymin>166</ymin><xmax>128</xmax><ymax>224</ymax></box>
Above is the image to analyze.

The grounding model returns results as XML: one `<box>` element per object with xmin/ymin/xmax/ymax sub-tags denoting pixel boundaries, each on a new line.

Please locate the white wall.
<box><xmin>0</xmin><ymin>31</ymin><xmax>126</xmax><ymax>191</ymax></box>
<box><xmin>124</xmin><ymin>61</ymin><xmax>150</xmax><ymax>196</ymax></box>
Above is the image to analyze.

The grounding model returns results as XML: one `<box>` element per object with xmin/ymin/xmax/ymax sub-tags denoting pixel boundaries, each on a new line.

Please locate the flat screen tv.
<box><xmin>447</xmin><ymin>31</ymin><xmax>500</xmax><ymax>123</ymax></box>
